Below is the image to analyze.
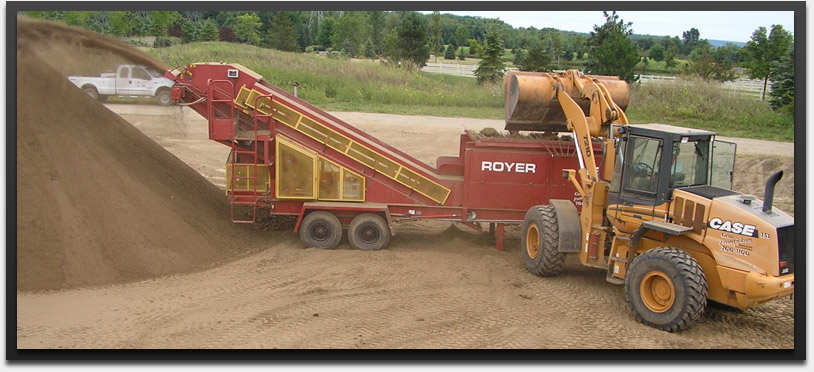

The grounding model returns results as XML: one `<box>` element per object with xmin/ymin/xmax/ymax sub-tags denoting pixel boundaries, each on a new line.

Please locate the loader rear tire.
<box><xmin>625</xmin><ymin>247</ymin><xmax>707</xmax><ymax>332</ymax></box>
<box><xmin>348</xmin><ymin>213</ymin><xmax>390</xmax><ymax>251</ymax></box>
<box><xmin>521</xmin><ymin>205</ymin><xmax>565</xmax><ymax>276</ymax></box>
<box><xmin>300</xmin><ymin>211</ymin><xmax>342</xmax><ymax>250</ymax></box>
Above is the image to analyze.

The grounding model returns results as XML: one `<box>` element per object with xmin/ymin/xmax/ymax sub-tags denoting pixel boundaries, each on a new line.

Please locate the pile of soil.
<box><xmin>16</xmin><ymin>18</ymin><xmax>262</xmax><ymax>291</ymax></box>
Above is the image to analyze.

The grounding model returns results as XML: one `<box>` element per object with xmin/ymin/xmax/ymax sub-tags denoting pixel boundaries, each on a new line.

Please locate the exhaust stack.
<box><xmin>762</xmin><ymin>171</ymin><xmax>783</xmax><ymax>214</ymax></box>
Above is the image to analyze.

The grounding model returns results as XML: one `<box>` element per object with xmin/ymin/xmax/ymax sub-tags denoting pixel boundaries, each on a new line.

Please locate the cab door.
<box><xmin>607</xmin><ymin>134</ymin><xmax>666</xmax><ymax>233</ymax></box>
<box><xmin>116</xmin><ymin>66</ymin><xmax>143</xmax><ymax>95</ymax></box>
<box><xmin>710</xmin><ymin>140</ymin><xmax>736</xmax><ymax>190</ymax></box>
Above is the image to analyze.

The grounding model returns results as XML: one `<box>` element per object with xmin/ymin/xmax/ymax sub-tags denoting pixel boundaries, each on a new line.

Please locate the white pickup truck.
<box><xmin>68</xmin><ymin>65</ymin><xmax>175</xmax><ymax>106</ymax></box>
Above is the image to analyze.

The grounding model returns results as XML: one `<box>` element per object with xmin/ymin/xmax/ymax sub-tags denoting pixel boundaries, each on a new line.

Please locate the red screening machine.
<box><xmin>165</xmin><ymin>63</ymin><xmax>616</xmax><ymax>251</ymax></box>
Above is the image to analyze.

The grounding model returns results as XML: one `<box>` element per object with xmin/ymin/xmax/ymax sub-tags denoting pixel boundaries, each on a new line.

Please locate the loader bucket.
<box><xmin>504</xmin><ymin>71</ymin><xmax>630</xmax><ymax>132</ymax></box>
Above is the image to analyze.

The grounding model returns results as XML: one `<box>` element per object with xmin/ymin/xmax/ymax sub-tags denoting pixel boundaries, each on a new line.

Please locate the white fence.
<box><xmin>638</xmin><ymin>74</ymin><xmax>771</xmax><ymax>100</ymax></box>
<box><xmin>422</xmin><ymin>62</ymin><xmax>518</xmax><ymax>78</ymax></box>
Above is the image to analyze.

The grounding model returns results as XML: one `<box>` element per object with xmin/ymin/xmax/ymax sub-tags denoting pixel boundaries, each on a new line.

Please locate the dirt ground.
<box><xmin>16</xmin><ymin>103</ymin><xmax>795</xmax><ymax>349</ymax></box>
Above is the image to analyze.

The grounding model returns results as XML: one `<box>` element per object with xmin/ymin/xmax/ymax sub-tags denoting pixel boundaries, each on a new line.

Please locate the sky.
<box><xmin>421</xmin><ymin>11</ymin><xmax>795</xmax><ymax>44</ymax></box>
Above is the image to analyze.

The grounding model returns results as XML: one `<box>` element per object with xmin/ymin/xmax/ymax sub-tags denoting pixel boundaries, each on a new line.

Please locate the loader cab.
<box><xmin>607</xmin><ymin>125</ymin><xmax>736</xmax><ymax>208</ymax></box>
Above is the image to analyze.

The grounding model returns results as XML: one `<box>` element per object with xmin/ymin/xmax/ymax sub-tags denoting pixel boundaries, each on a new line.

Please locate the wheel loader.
<box><xmin>508</xmin><ymin>70</ymin><xmax>795</xmax><ymax>332</ymax></box>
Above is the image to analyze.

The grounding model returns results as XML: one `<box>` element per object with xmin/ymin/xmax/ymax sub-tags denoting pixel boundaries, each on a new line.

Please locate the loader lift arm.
<box><xmin>552</xmin><ymin>70</ymin><xmax>628</xmax><ymax>267</ymax></box>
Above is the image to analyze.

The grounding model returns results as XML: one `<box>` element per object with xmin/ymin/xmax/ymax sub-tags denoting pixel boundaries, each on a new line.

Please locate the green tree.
<box><xmin>368</xmin><ymin>11</ymin><xmax>386</xmax><ymax>55</ymax></box>
<box><xmin>664</xmin><ymin>42</ymin><xmax>679</xmax><ymax>70</ymax></box>
<box><xmin>455</xmin><ymin>25</ymin><xmax>470</xmax><ymax>47</ymax></box>
<box><xmin>648</xmin><ymin>43</ymin><xmax>665</xmax><ymax>62</ymax></box>
<box><xmin>234</xmin><ymin>12</ymin><xmax>262</xmax><ymax>46</ymax></box>
<box><xmin>198</xmin><ymin>19</ymin><xmax>219</xmax><ymax>41</ymax></box>
<box><xmin>468</xmin><ymin>38</ymin><xmax>483</xmax><ymax>57</ymax></box>
<box><xmin>332</xmin><ymin>12</ymin><xmax>365</xmax><ymax>56</ymax></box>
<box><xmin>584</xmin><ymin>11</ymin><xmax>640</xmax><ymax>83</ymax></box>
<box><xmin>681</xmin><ymin>27</ymin><xmax>700</xmax><ymax>55</ymax></box>
<box><xmin>711</xmin><ymin>43</ymin><xmax>743</xmax><ymax>65</ymax></box>
<box><xmin>363</xmin><ymin>38</ymin><xmax>377</xmax><ymax>60</ymax></box>
<box><xmin>683</xmin><ymin>52</ymin><xmax>737</xmax><ymax>82</ymax></box>
<box><xmin>395</xmin><ymin>12</ymin><xmax>430</xmax><ymax>70</ymax></box>
<box><xmin>429</xmin><ymin>11</ymin><xmax>442</xmax><ymax>62</ymax></box>
<box><xmin>148</xmin><ymin>11</ymin><xmax>172</xmax><ymax>36</ymax></box>
<box><xmin>769</xmin><ymin>49</ymin><xmax>794</xmax><ymax>112</ymax></box>
<box><xmin>109</xmin><ymin>11</ymin><xmax>132</xmax><ymax>36</ymax></box>
<box><xmin>743</xmin><ymin>24</ymin><xmax>794</xmax><ymax>100</ymax></box>
<box><xmin>456</xmin><ymin>47</ymin><xmax>466</xmax><ymax>60</ymax></box>
<box><xmin>382</xmin><ymin>29</ymin><xmax>401</xmax><ymax>64</ymax></box>
<box><xmin>515</xmin><ymin>37</ymin><xmax>551</xmax><ymax>72</ymax></box>
<box><xmin>317</xmin><ymin>17</ymin><xmax>336</xmax><ymax>48</ymax></box>
<box><xmin>267</xmin><ymin>11</ymin><xmax>300</xmax><ymax>52</ymax></box>
<box><xmin>475</xmin><ymin>24</ymin><xmax>506</xmax><ymax>84</ymax></box>
<box><xmin>444</xmin><ymin>45</ymin><xmax>456</xmax><ymax>60</ymax></box>
<box><xmin>549</xmin><ymin>31</ymin><xmax>563</xmax><ymax>67</ymax></box>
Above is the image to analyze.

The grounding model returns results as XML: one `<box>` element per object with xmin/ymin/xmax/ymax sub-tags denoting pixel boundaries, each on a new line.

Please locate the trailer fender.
<box><xmin>549</xmin><ymin>199</ymin><xmax>581</xmax><ymax>253</ymax></box>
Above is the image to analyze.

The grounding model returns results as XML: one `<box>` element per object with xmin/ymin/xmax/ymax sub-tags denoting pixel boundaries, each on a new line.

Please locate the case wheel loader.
<box><xmin>507</xmin><ymin>70</ymin><xmax>795</xmax><ymax>332</ymax></box>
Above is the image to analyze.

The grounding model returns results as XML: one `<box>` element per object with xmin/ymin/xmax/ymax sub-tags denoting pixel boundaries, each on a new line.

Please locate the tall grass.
<box><xmin>147</xmin><ymin>42</ymin><xmax>505</xmax><ymax>118</ymax></box>
<box><xmin>627</xmin><ymin>77</ymin><xmax>794</xmax><ymax>142</ymax></box>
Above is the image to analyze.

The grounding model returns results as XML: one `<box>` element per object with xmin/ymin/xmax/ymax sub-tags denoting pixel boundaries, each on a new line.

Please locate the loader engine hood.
<box><xmin>701</xmin><ymin>193</ymin><xmax>794</xmax><ymax>277</ymax></box>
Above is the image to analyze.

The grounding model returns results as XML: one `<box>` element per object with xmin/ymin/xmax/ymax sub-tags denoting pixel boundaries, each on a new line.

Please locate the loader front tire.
<box><xmin>348</xmin><ymin>213</ymin><xmax>390</xmax><ymax>251</ymax></box>
<box><xmin>521</xmin><ymin>205</ymin><xmax>565</xmax><ymax>276</ymax></box>
<box><xmin>625</xmin><ymin>247</ymin><xmax>707</xmax><ymax>332</ymax></box>
<box><xmin>300</xmin><ymin>211</ymin><xmax>342</xmax><ymax>250</ymax></box>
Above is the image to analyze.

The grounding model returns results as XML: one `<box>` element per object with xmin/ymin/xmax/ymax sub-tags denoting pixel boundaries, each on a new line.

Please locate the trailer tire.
<box><xmin>348</xmin><ymin>213</ymin><xmax>390</xmax><ymax>251</ymax></box>
<box><xmin>83</xmin><ymin>86</ymin><xmax>99</xmax><ymax>101</ymax></box>
<box><xmin>625</xmin><ymin>247</ymin><xmax>707</xmax><ymax>332</ymax></box>
<box><xmin>156</xmin><ymin>89</ymin><xmax>172</xmax><ymax>106</ymax></box>
<box><xmin>299</xmin><ymin>211</ymin><xmax>342</xmax><ymax>250</ymax></box>
<box><xmin>521</xmin><ymin>205</ymin><xmax>565</xmax><ymax>276</ymax></box>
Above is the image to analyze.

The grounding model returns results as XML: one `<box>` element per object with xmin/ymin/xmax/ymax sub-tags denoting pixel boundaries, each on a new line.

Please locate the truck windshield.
<box><xmin>670</xmin><ymin>139</ymin><xmax>710</xmax><ymax>188</ymax></box>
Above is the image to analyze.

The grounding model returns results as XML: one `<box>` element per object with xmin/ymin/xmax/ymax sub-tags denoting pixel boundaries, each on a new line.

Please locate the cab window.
<box><xmin>132</xmin><ymin>67</ymin><xmax>151</xmax><ymax>80</ymax></box>
<box><xmin>670</xmin><ymin>139</ymin><xmax>710</xmax><ymax>188</ymax></box>
<box><xmin>622</xmin><ymin>136</ymin><xmax>662</xmax><ymax>196</ymax></box>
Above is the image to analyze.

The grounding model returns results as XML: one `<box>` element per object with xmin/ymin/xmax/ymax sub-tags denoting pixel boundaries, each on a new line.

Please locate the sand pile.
<box><xmin>16</xmin><ymin>18</ymin><xmax>261</xmax><ymax>291</ymax></box>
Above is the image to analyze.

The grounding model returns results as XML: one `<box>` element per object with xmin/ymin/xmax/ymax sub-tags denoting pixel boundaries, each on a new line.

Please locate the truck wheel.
<box><xmin>156</xmin><ymin>89</ymin><xmax>172</xmax><ymax>106</ymax></box>
<box><xmin>299</xmin><ymin>211</ymin><xmax>342</xmax><ymax>249</ymax></box>
<box><xmin>521</xmin><ymin>205</ymin><xmax>565</xmax><ymax>276</ymax></box>
<box><xmin>348</xmin><ymin>213</ymin><xmax>390</xmax><ymax>251</ymax></box>
<box><xmin>625</xmin><ymin>247</ymin><xmax>708</xmax><ymax>332</ymax></box>
<box><xmin>83</xmin><ymin>86</ymin><xmax>99</xmax><ymax>100</ymax></box>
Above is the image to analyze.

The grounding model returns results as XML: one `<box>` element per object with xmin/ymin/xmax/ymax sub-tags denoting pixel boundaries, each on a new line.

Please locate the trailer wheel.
<box><xmin>625</xmin><ymin>247</ymin><xmax>707</xmax><ymax>332</ymax></box>
<box><xmin>83</xmin><ymin>86</ymin><xmax>99</xmax><ymax>101</ymax></box>
<box><xmin>156</xmin><ymin>89</ymin><xmax>172</xmax><ymax>106</ymax></box>
<box><xmin>521</xmin><ymin>205</ymin><xmax>565</xmax><ymax>276</ymax></box>
<box><xmin>348</xmin><ymin>213</ymin><xmax>390</xmax><ymax>251</ymax></box>
<box><xmin>299</xmin><ymin>211</ymin><xmax>342</xmax><ymax>249</ymax></box>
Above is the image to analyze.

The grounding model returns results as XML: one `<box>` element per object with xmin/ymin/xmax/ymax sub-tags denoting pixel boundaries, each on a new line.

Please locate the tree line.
<box><xmin>20</xmin><ymin>10</ymin><xmax>794</xmax><ymax>111</ymax></box>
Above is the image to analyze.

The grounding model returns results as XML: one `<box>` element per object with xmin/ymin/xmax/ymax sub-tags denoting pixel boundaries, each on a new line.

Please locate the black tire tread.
<box><xmin>522</xmin><ymin>205</ymin><xmax>565</xmax><ymax>277</ymax></box>
<box><xmin>348</xmin><ymin>213</ymin><xmax>390</xmax><ymax>251</ymax></box>
<box><xmin>625</xmin><ymin>247</ymin><xmax>708</xmax><ymax>332</ymax></box>
<box><xmin>299</xmin><ymin>211</ymin><xmax>342</xmax><ymax>250</ymax></box>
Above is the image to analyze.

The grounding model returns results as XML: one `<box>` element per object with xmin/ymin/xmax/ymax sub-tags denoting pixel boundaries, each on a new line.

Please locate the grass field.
<box><xmin>148</xmin><ymin>42</ymin><xmax>505</xmax><ymax>119</ymax></box>
<box><xmin>148</xmin><ymin>42</ymin><xmax>793</xmax><ymax>142</ymax></box>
